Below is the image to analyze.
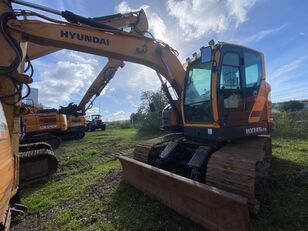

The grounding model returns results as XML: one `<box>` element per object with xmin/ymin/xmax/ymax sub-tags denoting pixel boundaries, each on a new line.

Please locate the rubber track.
<box><xmin>19</xmin><ymin>142</ymin><xmax>52</xmax><ymax>152</ymax></box>
<box><xmin>21</xmin><ymin>135</ymin><xmax>61</xmax><ymax>150</ymax></box>
<box><xmin>19</xmin><ymin>142</ymin><xmax>59</xmax><ymax>187</ymax></box>
<box><xmin>206</xmin><ymin>136</ymin><xmax>272</xmax><ymax>213</ymax></box>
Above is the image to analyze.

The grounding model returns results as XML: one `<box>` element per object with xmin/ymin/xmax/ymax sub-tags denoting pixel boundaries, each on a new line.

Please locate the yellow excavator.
<box><xmin>17</xmin><ymin>6</ymin><xmax>148</xmax><ymax>187</ymax></box>
<box><xmin>0</xmin><ymin>1</ymin><xmax>273</xmax><ymax>230</ymax></box>
<box><xmin>21</xmin><ymin>104</ymin><xmax>66</xmax><ymax>147</ymax></box>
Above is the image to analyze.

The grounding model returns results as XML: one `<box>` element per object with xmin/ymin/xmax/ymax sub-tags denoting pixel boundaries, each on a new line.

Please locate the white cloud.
<box><xmin>32</xmin><ymin>52</ymin><xmax>99</xmax><ymax>107</ymax></box>
<box><xmin>110</xmin><ymin>110</ymin><xmax>129</xmax><ymax>120</ymax></box>
<box><xmin>103</xmin><ymin>94</ymin><xmax>122</xmax><ymax>105</ymax></box>
<box><xmin>243</xmin><ymin>24</ymin><xmax>287</xmax><ymax>43</ymax></box>
<box><xmin>125</xmin><ymin>64</ymin><xmax>160</xmax><ymax>91</ymax></box>
<box><xmin>108</xmin><ymin>87</ymin><xmax>116</xmax><ymax>93</ymax></box>
<box><xmin>99</xmin><ymin>85</ymin><xmax>109</xmax><ymax>96</ymax></box>
<box><xmin>268</xmin><ymin>56</ymin><xmax>308</xmax><ymax>81</ymax></box>
<box><xmin>86</xmin><ymin>106</ymin><xmax>100</xmax><ymax>116</ymax></box>
<box><xmin>166</xmin><ymin>0</ymin><xmax>256</xmax><ymax>40</ymax></box>
<box><xmin>299</xmin><ymin>32</ymin><xmax>305</xmax><ymax>36</ymax></box>
<box><xmin>126</xmin><ymin>94</ymin><xmax>138</xmax><ymax>108</ymax></box>
<box><xmin>67</xmin><ymin>52</ymin><xmax>98</xmax><ymax>65</ymax></box>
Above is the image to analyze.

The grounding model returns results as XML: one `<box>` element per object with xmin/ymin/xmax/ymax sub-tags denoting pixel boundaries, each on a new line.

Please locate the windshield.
<box><xmin>184</xmin><ymin>61</ymin><xmax>213</xmax><ymax>124</ymax></box>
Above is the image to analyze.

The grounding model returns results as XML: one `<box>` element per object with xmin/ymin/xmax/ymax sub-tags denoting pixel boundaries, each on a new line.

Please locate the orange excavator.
<box><xmin>0</xmin><ymin>1</ymin><xmax>273</xmax><ymax>230</ymax></box>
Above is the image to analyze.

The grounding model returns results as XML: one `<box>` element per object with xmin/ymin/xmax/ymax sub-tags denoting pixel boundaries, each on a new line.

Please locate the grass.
<box><xmin>14</xmin><ymin>128</ymin><xmax>308</xmax><ymax>231</ymax></box>
<box><xmin>251</xmin><ymin>137</ymin><xmax>308</xmax><ymax>231</ymax></box>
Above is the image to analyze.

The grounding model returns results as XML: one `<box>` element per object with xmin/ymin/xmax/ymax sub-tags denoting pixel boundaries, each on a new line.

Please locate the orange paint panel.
<box><xmin>0</xmin><ymin>131</ymin><xmax>13</xmax><ymax>222</ymax></box>
<box><xmin>248</xmin><ymin>81</ymin><xmax>268</xmax><ymax>123</ymax></box>
<box><xmin>211</xmin><ymin>50</ymin><xmax>221</xmax><ymax>125</ymax></box>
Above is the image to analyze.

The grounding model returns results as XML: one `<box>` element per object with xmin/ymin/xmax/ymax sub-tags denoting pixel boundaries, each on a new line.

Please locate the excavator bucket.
<box><xmin>119</xmin><ymin>156</ymin><xmax>251</xmax><ymax>231</ymax></box>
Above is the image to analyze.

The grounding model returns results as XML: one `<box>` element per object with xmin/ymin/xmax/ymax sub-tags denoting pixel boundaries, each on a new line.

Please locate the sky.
<box><xmin>16</xmin><ymin>0</ymin><xmax>308</xmax><ymax>120</ymax></box>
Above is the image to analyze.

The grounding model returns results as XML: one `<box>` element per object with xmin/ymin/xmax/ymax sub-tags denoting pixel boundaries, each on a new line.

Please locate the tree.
<box><xmin>280</xmin><ymin>100</ymin><xmax>304</xmax><ymax>112</ymax></box>
<box><xmin>131</xmin><ymin>89</ymin><xmax>169</xmax><ymax>132</ymax></box>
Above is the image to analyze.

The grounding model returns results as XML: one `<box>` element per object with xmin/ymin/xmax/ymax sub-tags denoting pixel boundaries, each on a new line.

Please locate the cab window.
<box><xmin>244</xmin><ymin>52</ymin><xmax>262</xmax><ymax>87</ymax></box>
<box><xmin>220</xmin><ymin>53</ymin><xmax>241</xmax><ymax>90</ymax></box>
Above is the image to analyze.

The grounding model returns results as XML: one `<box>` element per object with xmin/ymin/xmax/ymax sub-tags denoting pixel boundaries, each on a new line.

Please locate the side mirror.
<box><xmin>149</xmin><ymin>103</ymin><xmax>156</xmax><ymax>112</ymax></box>
<box><xmin>200</xmin><ymin>46</ymin><xmax>212</xmax><ymax>63</ymax></box>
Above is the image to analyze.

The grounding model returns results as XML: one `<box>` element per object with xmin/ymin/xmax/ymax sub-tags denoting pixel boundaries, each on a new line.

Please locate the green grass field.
<box><xmin>12</xmin><ymin>129</ymin><xmax>308</xmax><ymax>231</ymax></box>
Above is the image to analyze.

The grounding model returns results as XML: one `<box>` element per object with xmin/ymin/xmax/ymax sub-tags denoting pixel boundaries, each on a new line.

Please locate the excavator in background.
<box><xmin>65</xmin><ymin>58</ymin><xmax>126</xmax><ymax>132</ymax></box>
<box><xmin>0</xmin><ymin>1</ymin><xmax>273</xmax><ymax>231</ymax></box>
<box><xmin>21</xmin><ymin>104</ymin><xmax>65</xmax><ymax>148</ymax></box>
<box><xmin>18</xmin><ymin>104</ymin><xmax>62</xmax><ymax>186</ymax></box>
<box><xmin>57</xmin><ymin>59</ymin><xmax>125</xmax><ymax>133</ymax></box>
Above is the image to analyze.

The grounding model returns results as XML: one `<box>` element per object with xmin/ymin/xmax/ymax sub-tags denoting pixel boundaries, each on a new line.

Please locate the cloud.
<box><xmin>110</xmin><ymin>110</ymin><xmax>129</xmax><ymax>120</ymax></box>
<box><xmin>268</xmin><ymin>56</ymin><xmax>308</xmax><ymax>102</ymax></box>
<box><xmin>243</xmin><ymin>24</ymin><xmax>287</xmax><ymax>43</ymax></box>
<box><xmin>115</xmin><ymin>1</ymin><xmax>168</xmax><ymax>41</ymax></box>
<box><xmin>126</xmin><ymin>94</ymin><xmax>138</xmax><ymax>108</ymax></box>
<box><xmin>166</xmin><ymin>0</ymin><xmax>256</xmax><ymax>40</ymax></box>
<box><xmin>86</xmin><ymin>106</ymin><xmax>100</xmax><ymax>115</ymax></box>
<box><xmin>31</xmin><ymin>52</ymin><xmax>99</xmax><ymax>107</ymax></box>
<box><xmin>67</xmin><ymin>52</ymin><xmax>98</xmax><ymax>65</ymax></box>
<box><xmin>268</xmin><ymin>56</ymin><xmax>308</xmax><ymax>81</ymax></box>
<box><xmin>129</xmin><ymin>67</ymin><xmax>160</xmax><ymax>90</ymax></box>
<box><xmin>108</xmin><ymin>87</ymin><xmax>116</xmax><ymax>93</ymax></box>
<box><xmin>103</xmin><ymin>94</ymin><xmax>122</xmax><ymax>106</ymax></box>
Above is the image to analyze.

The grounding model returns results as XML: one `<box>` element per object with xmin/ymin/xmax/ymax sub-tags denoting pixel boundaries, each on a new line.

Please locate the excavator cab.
<box><xmin>183</xmin><ymin>43</ymin><xmax>272</xmax><ymax>141</ymax></box>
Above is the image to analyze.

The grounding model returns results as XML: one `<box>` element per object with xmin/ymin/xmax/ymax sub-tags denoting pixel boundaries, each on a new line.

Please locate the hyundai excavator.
<box><xmin>18</xmin><ymin>5</ymin><xmax>148</xmax><ymax>187</ymax></box>
<box><xmin>0</xmin><ymin>1</ymin><xmax>273</xmax><ymax>230</ymax></box>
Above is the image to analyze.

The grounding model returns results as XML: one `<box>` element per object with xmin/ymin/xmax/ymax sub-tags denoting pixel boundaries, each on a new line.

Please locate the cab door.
<box><xmin>217</xmin><ymin>46</ymin><xmax>246</xmax><ymax>126</ymax></box>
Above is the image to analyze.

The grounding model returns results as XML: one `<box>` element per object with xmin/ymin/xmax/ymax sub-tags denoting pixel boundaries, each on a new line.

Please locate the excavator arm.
<box><xmin>79</xmin><ymin>59</ymin><xmax>124</xmax><ymax>114</ymax></box>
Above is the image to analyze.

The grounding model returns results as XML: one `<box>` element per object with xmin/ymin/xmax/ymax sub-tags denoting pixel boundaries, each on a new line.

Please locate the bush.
<box><xmin>280</xmin><ymin>100</ymin><xmax>304</xmax><ymax>112</ymax></box>
<box><xmin>118</xmin><ymin>120</ymin><xmax>131</xmax><ymax>129</ymax></box>
<box><xmin>108</xmin><ymin>120</ymin><xmax>131</xmax><ymax>129</ymax></box>
<box><xmin>272</xmin><ymin>110</ymin><xmax>308</xmax><ymax>139</ymax></box>
<box><xmin>131</xmin><ymin>90</ymin><xmax>168</xmax><ymax>133</ymax></box>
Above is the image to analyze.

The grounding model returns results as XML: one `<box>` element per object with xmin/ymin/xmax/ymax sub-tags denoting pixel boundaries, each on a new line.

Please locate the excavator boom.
<box><xmin>79</xmin><ymin>59</ymin><xmax>124</xmax><ymax>113</ymax></box>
